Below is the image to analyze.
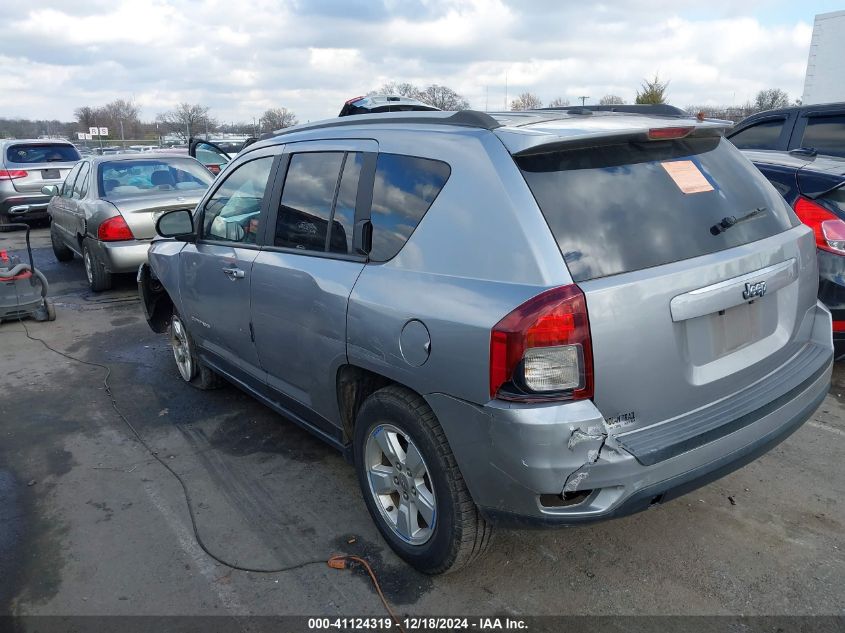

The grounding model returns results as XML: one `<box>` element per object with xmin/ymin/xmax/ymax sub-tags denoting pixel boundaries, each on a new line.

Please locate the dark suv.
<box><xmin>741</xmin><ymin>149</ymin><xmax>845</xmax><ymax>357</ymax></box>
<box><xmin>728</xmin><ymin>102</ymin><xmax>845</xmax><ymax>158</ymax></box>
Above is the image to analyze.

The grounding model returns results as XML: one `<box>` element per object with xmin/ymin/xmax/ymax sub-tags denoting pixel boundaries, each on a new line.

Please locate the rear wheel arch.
<box><xmin>336</xmin><ymin>365</ymin><xmax>396</xmax><ymax>445</ymax></box>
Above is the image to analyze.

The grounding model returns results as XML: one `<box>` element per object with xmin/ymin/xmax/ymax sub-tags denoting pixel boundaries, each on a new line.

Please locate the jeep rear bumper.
<box><xmin>425</xmin><ymin>301</ymin><xmax>833</xmax><ymax>526</ymax></box>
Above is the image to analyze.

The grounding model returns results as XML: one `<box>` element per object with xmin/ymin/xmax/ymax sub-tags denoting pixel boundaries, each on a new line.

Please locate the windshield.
<box><xmin>6</xmin><ymin>143</ymin><xmax>80</xmax><ymax>164</ymax></box>
<box><xmin>517</xmin><ymin>137</ymin><xmax>798</xmax><ymax>282</ymax></box>
<box><xmin>99</xmin><ymin>158</ymin><xmax>213</xmax><ymax>198</ymax></box>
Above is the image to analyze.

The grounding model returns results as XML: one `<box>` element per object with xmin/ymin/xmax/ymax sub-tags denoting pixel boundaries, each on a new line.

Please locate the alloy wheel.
<box><xmin>364</xmin><ymin>423</ymin><xmax>436</xmax><ymax>545</ymax></box>
<box><xmin>170</xmin><ymin>316</ymin><xmax>194</xmax><ymax>382</ymax></box>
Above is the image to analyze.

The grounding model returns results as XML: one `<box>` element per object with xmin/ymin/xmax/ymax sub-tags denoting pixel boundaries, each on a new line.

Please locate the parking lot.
<box><xmin>1</xmin><ymin>225</ymin><xmax>844</xmax><ymax>619</ymax></box>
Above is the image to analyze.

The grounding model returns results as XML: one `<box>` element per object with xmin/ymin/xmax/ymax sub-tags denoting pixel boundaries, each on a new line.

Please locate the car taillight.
<box><xmin>647</xmin><ymin>127</ymin><xmax>693</xmax><ymax>140</ymax></box>
<box><xmin>0</xmin><ymin>169</ymin><xmax>28</xmax><ymax>180</ymax></box>
<box><xmin>98</xmin><ymin>215</ymin><xmax>134</xmax><ymax>241</ymax></box>
<box><xmin>490</xmin><ymin>285</ymin><xmax>593</xmax><ymax>401</ymax></box>
<box><xmin>206</xmin><ymin>164</ymin><xmax>220</xmax><ymax>175</ymax></box>
<box><xmin>793</xmin><ymin>196</ymin><xmax>845</xmax><ymax>255</ymax></box>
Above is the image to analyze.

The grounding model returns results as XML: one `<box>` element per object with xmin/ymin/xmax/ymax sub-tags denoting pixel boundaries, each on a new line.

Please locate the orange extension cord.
<box><xmin>328</xmin><ymin>555</ymin><xmax>406</xmax><ymax>633</ymax></box>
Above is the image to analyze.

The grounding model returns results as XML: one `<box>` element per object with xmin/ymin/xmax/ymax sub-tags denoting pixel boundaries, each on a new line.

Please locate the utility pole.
<box><xmin>578</xmin><ymin>96</ymin><xmax>589</xmax><ymax>106</ymax></box>
<box><xmin>120</xmin><ymin>119</ymin><xmax>125</xmax><ymax>149</ymax></box>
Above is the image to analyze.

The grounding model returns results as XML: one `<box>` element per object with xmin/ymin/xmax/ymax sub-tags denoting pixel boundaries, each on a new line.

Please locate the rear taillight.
<box><xmin>205</xmin><ymin>164</ymin><xmax>220</xmax><ymax>175</ymax></box>
<box><xmin>490</xmin><ymin>285</ymin><xmax>593</xmax><ymax>401</ymax></box>
<box><xmin>793</xmin><ymin>196</ymin><xmax>845</xmax><ymax>255</ymax></box>
<box><xmin>0</xmin><ymin>169</ymin><xmax>28</xmax><ymax>180</ymax></box>
<box><xmin>647</xmin><ymin>127</ymin><xmax>693</xmax><ymax>140</ymax></box>
<box><xmin>98</xmin><ymin>215</ymin><xmax>134</xmax><ymax>241</ymax></box>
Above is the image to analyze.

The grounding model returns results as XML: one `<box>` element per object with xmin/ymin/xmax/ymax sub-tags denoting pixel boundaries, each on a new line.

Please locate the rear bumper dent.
<box><xmin>426</xmin><ymin>301</ymin><xmax>833</xmax><ymax>526</ymax></box>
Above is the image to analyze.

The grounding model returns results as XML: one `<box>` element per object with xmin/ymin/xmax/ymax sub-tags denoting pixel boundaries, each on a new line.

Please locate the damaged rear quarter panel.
<box><xmin>424</xmin><ymin>393</ymin><xmax>609</xmax><ymax>516</ymax></box>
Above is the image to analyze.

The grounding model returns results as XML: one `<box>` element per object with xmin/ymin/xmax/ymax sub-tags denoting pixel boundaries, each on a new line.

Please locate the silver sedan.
<box><xmin>44</xmin><ymin>154</ymin><xmax>214</xmax><ymax>291</ymax></box>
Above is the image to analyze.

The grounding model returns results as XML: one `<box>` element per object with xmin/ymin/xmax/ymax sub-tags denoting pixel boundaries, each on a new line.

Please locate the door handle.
<box><xmin>222</xmin><ymin>266</ymin><xmax>245</xmax><ymax>280</ymax></box>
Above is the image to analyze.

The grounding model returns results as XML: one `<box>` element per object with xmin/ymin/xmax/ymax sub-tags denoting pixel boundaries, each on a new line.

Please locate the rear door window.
<box><xmin>61</xmin><ymin>163</ymin><xmax>82</xmax><ymax>198</ymax></box>
<box><xmin>728</xmin><ymin>119</ymin><xmax>786</xmax><ymax>150</ymax></box>
<box><xmin>801</xmin><ymin>115</ymin><xmax>845</xmax><ymax>158</ymax></box>
<box><xmin>369</xmin><ymin>154</ymin><xmax>450</xmax><ymax>261</ymax></box>
<box><xmin>72</xmin><ymin>162</ymin><xmax>90</xmax><ymax>199</ymax></box>
<box><xmin>517</xmin><ymin>137</ymin><xmax>798</xmax><ymax>282</ymax></box>
<box><xmin>276</xmin><ymin>152</ymin><xmax>345</xmax><ymax>252</ymax></box>
<box><xmin>6</xmin><ymin>144</ymin><xmax>80</xmax><ymax>164</ymax></box>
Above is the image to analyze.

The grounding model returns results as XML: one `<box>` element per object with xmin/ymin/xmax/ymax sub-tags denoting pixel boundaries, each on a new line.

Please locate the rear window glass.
<box><xmin>7</xmin><ymin>144</ymin><xmax>80</xmax><ymax>164</ymax></box>
<box><xmin>801</xmin><ymin>115</ymin><xmax>845</xmax><ymax>158</ymax></box>
<box><xmin>728</xmin><ymin>119</ymin><xmax>785</xmax><ymax>150</ymax></box>
<box><xmin>369</xmin><ymin>154</ymin><xmax>450</xmax><ymax>261</ymax></box>
<box><xmin>517</xmin><ymin>137</ymin><xmax>798</xmax><ymax>282</ymax></box>
<box><xmin>99</xmin><ymin>159</ymin><xmax>213</xmax><ymax>197</ymax></box>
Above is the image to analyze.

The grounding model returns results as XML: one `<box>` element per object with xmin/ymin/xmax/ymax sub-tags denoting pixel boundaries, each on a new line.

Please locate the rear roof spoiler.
<box><xmin>504</xmin><ymin>124</ymin><xmax>728</xmax><ymax>157</ymax></box>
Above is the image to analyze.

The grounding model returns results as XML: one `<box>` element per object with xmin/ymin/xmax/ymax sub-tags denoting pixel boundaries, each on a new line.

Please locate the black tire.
<box><xmin>353</xmin><ymin>385</ymin><xmax>493</xmax><ymax>574</ymax></box>
<box><xmin>169</xmin><ymin>312</ymin><xmax>223</xmax><ymax>390</ymax></box>
<box><xmin>0</xmin><ymin>213</ymin><xmax>9</xmax><ymax>226</ymax></box>
<box><xmin>51</xmin><ymin>224</ymin><xmax>74</xmax><ymax>262</ymax></box>
<box><xmin>82</xmin><ymin>239</ymin><xmax>112</xmax><ymax>292</ymax></box>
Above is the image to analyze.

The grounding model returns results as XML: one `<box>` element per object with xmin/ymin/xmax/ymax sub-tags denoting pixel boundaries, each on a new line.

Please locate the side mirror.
<box><xmin>41</xmin><ymin>184</ymin><xmax>59</xmax><ymax>197</ymax></box>
<box><xmin>156</xmin><ymin>209</ymin><xmax>195</xmax><ymax>240</ymax></box>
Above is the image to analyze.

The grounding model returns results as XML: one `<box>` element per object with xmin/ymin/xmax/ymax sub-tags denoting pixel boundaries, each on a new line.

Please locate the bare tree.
<box><xmin>157</xmin><ymin>103</ymin><xmax>214</xmax><ymax>140</ymax></box>
<box><xmin>100</xmin><ymin>98</ymin><xmax>141</xmax><ymax>141</ymax></box>
<box><xmin>261</xmin><ymin>107</ymin><xmax>298</xmax><ymax>132</ymax></box>
<box><xmin>510</xmin><ymin>92</ymin><xmax>543</xmax><ymax>111</ymax></box>
<box><xmin>416</xmin><ymin>85</ymin><xmax>470</xmax><ymax>110</ymax></box>
<box><xmin>369</xmin><ymin>82</ymin><xmax>470</xmax><ymax>110</ymax></box>
<box><xmin>547</xmin><ymin>97</ymin><xmax>570</xmax><ymax>108</ymax></box>
<box><xmin>599</xmin><ymin>94</ymin><xmax>625</xmax><ymax>105</ymax></box>
<box><xmin>635</xmin><ymin>74</ymin><xmax>669</xmax><ymax>104</ymax></box>
<box><xmin>74</xmin><ymin>106</ymin><xmax>98</xmax><ymax>131</ymax></box>
<box><xmin>370</xmin><ymin>82</ymin><xmax>421</xmax><ymax>98</ymax></box>
<box><xmin>753</xmin><ymin>88</ymin><xmax>790</xmax><ymax>112</ymax></box>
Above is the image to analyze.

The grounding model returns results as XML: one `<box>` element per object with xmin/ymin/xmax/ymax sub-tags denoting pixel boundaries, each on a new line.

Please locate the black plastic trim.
<box><xmin>267</xmin><ymin>110</ymin><xmax>502</xmax><ymax>139</ymax></box>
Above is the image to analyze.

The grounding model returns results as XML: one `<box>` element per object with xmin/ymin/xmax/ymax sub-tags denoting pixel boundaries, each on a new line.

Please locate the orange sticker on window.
<box><xmin>661</xmin><ymin>160</ymin><xmax>714</xmax><ymax>194</ymax></box>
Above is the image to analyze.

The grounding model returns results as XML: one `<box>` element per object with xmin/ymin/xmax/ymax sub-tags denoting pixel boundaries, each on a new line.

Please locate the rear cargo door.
<box><xmin>517</xmin><ymin>136</ymin><xmax>820</xmax><ymax>438</ymax></box>
<box><xmin>3</xmin><ymin>143</ymin><xmax>79</xmax><ymax>192</ymax></box>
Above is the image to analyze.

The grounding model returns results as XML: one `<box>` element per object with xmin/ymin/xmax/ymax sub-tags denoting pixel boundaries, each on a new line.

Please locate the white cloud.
<box><xmin>0</xmin><ymin>0</ymin><xmax>815</xmax><ymax>124</ymax></box>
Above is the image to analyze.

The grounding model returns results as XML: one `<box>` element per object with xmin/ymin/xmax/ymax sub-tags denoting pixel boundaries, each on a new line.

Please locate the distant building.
<box><xmin>802</xmin><ymin>10</ymin><xmax>845</xmax><ymax>105</ymax></box>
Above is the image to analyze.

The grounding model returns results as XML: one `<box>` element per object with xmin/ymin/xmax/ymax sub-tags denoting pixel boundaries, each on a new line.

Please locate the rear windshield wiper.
<box><xmin>710</xmin><ymin>207</ymin><xmax>768</xmax><ymax>236</ymax></box>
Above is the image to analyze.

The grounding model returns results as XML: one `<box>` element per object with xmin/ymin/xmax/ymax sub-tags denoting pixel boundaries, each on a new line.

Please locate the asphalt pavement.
<box><xmin>1</xmin><ymin>227</ymin><xmax>843</xmax><ymax>622</ymax></box>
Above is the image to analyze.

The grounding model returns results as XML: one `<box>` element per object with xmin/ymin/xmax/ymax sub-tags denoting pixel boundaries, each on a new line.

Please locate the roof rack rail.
<box><xmin>270</xmin><ymin>109</ymin><xmax>502</xmax><ymax>137</ymax></box>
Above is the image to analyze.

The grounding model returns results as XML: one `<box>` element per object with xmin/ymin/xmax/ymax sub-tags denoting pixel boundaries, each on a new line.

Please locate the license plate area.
<box><xmin>41</xmin><ymin>169</ymin><xmax>60</xmax><ymax>179</ymax></box>
<box><xmin>684</xmin><ymin>295</ymin><xmax>778</xmax><ymax>365</ymax></box>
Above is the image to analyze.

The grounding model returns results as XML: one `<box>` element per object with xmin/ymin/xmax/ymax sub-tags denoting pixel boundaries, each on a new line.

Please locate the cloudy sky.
<box><xmin>1</xmin><ymin>0</ymin><xmax>840</xmax><ymax>124</ymax></box>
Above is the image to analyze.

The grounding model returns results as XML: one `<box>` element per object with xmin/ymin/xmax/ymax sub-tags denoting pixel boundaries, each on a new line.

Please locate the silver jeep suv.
<box><xmin>139</xmin><ymin>109</ymin><xmax>833</xmax><ymax>574</ymax></box>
